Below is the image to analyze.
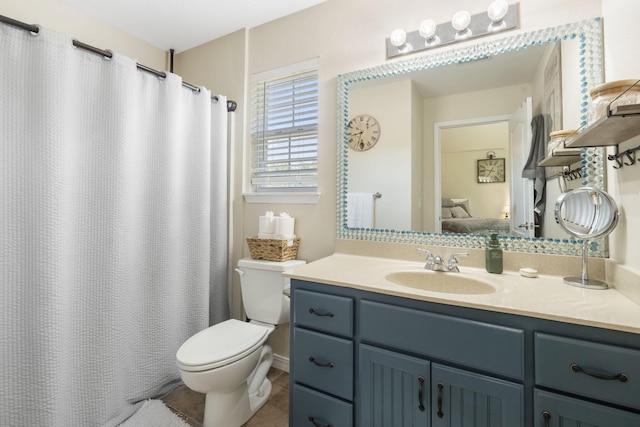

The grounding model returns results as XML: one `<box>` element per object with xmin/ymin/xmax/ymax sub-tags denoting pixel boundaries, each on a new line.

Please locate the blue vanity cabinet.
<box><xmin>290</xmin><ymin>288</ymin><xmax>355</xmax><ymax>427</ymax></box>
<box><xmin>289</xmin><ymin>279</ymin><xmax>640</xmax><ymax>427</ymax></box>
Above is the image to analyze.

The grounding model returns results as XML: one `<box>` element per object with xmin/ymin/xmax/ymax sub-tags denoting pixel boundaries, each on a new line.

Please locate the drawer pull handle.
<box><xmin>418</xmin><ymin>376</ymin><xmax>426</xmax><ymax>411</ymax></box>
<box><xmin>436</xmin><ymin>381</ymin><xmax>445</xmax><ymax>418</ymax></box>
<box><xmin>542</xmin><ymin>411</ymin><xmax>551</xmax><ymax>427</ymax></box>
<box><xmin>309</xmin><ymin>356</ymin><xmax>335</xmax><ymax>368</ymax></box>
<box><xmin>308</xmin><ymin>416</ymin><xmax>333</xmax><ymax>427</ymax></box>
<box><xmin>309</xmin><ymin>308</ymin><xmax>334</xmax><ymax>317</ymax></box>
<box><xmin>570</xmin><ymin>363</ymin><xmax>629</xmax><ymax>383</ymax></box>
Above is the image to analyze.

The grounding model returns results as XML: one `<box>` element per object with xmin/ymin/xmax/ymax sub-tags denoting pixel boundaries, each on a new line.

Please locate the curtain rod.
<box><xmin>0</xmin><ymin>14</ymin><xmax>237</xmax><ymax>112</ymax></box>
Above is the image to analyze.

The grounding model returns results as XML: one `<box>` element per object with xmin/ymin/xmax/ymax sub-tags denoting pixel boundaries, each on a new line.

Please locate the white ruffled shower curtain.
<box><xmin>1</xmin><ymin>23</ymin><xmax>228</xmax><ymax>426</ymax></box>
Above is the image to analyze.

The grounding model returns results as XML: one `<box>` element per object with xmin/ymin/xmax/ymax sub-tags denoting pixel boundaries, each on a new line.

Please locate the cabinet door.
<box><xmin>359</xmin><ymin>344</ymin><xmax>430</xmax><ymax>427</ymax></box>
<box><xmin>432</xmin><ymin>364</ymin><xmax>523</xmax><ymax>427</ymax></box>
<box><xmin>534</xmin><ymin>389</ymin><xmax>640</xmax><ymax>427</ymax></box>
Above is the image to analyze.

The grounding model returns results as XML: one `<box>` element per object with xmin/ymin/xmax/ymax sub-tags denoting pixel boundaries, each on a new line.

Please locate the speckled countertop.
<box><xmin>284</xmin><ymin>252</ymin><xmax>640</xmax><ymax>335</ymax></box>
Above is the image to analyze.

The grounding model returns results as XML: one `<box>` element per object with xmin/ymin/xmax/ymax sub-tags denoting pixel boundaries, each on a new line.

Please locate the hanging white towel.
<box><xmin>347</xmin><ymin>193</ymin><xmax>375</xmax><ymax>228</ymax></box>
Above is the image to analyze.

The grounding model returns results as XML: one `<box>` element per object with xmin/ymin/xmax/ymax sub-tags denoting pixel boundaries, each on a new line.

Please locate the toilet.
<box><xmin>176</xmin><ymin>257</ymin><xmax>305</xmax><ymax>427</ymax></box>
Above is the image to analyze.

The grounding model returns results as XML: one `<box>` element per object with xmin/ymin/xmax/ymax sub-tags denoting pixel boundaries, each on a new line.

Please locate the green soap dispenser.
<box><xmin>485</xmin><ymin>232</ymin><xmax>503</xmax><ymax>274</ymax></box>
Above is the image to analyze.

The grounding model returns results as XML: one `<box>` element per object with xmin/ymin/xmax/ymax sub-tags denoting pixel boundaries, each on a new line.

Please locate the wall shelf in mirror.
<box><xmin>538</xmin><ymin>147</ymin><xmax>582</xmax><ymax>167</ymax></box>
<box><xmin>566</xmin><ymin>104</ymin><xmax>640</xmax><ymax>148</ymax></box>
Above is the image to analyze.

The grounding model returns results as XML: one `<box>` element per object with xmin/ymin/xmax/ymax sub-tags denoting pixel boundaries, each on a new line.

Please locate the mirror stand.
<box><xmin>563</xmin><ymin>239</ymin><xmax>608</xmax><ymax>290</ymax></box>
<box><xmin>554</xmin><ymin>187</ymin><xmax>619</xmax><ymax>290</ymax></box>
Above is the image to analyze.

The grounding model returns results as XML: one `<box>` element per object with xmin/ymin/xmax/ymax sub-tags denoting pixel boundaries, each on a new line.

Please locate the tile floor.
<box><xmin>161</xmin><ymin>368</ymin><xmax>289</xmax><ymax>427</ymax></box>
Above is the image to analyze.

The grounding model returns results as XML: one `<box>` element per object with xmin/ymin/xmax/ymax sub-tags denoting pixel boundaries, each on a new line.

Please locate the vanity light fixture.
<box><xmin>386</xmin><ymin>2</ymin><xmax>519</xmax><ymax>59</ymax></box>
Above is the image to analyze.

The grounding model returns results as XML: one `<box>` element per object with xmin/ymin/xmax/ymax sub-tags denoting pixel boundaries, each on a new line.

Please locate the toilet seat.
<box><xmin>177</xmin><ymin>319</ymin><xmax>271</xmax><ymax>372</ymax></box>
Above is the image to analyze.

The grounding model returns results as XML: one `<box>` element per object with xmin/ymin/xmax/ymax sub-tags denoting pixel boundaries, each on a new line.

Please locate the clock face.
<box><xmin>347</xmin><ymin>114</ymin><xmax>381</xmax><ymax>151</ymax></box>
<box><xmin>477</xmin><ymin>158</ymin><xmax>506</xmax><ymax>183</ymax></box>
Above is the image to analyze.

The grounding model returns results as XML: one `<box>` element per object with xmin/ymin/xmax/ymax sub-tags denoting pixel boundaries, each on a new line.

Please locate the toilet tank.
<box><xmin>236</xmin><ymin>258</ymin><xmax>306</xmax><ymax>325</ymax></box>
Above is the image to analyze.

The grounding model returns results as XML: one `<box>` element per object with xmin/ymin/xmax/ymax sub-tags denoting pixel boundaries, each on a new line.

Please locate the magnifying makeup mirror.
<box><xmin>554</xmin><ymin>187</ymin><xmax>620</xmax><ymax>290</ymax></box>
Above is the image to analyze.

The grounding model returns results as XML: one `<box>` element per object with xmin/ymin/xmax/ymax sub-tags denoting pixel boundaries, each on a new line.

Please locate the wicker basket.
<box><xmin>246</xmin><ymin>237</ymin><xmax>300</xmax><ymax>262</ymax></box>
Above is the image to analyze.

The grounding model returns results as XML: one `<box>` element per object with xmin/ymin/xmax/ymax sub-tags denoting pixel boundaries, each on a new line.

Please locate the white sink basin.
<box><xmin>385</xmin><ymin>270</ymin><xmax>496</xmax><ymax>295</ymax></box>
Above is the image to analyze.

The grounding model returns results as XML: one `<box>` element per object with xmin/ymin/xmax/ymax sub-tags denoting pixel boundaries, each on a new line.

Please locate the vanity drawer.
<box><xmin>534</xmin><ymin>389</ymin><xmax>640</xmax><ymax>427</ymax></box>
<box><xmin>293</xmin><ymin>289</ymin><xmax>353</xmax><ymax>338</ymax></box>
<box><xmin>360</xmin><ymin>300</ymin><xmax>524</xmax><ymax>380</ymax></box>
<box><xmin>293</xmin><ymin>327</ymin><xmax>353</xmax><ymax>400</ymax></box>
<box><xmin>535</xmin><ymin>333</ymin><xmax>640</xmax><ymax>410</ymax></box>
<box><xmin>292</xmin><ymin>384</ymin><xmax>353</xmax><ymax>427</ymax></box>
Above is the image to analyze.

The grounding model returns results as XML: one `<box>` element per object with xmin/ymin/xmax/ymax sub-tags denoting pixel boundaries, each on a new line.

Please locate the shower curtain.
<box><xmin>1</xmin><ymin>23</ymin><xmax>228</xmax><ymax>426</ymax></box>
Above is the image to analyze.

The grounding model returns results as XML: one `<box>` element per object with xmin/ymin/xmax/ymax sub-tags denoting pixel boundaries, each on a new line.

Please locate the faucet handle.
<box><xmin>417</xmin><ymin>248</ymin><xmax>433</xmax><ymax>258</ymax></box>
<box><xmin>447</xmin><ymin>252</ymin><xmax>469</xmax><ymax>272</ymax></box>
<box><xmin>417</xmin><ymin>248</ymin><xmax>435</xmax><ymax>269</ymax></box>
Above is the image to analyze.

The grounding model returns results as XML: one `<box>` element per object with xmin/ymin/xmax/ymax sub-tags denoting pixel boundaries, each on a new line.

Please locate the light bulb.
<box><xmin>487</xmin><ymin>0</ymin><xmax>509</xmax><ymax>22</ymax></box>
<box><xmin>451</xmin><ymin>10</ymin><xmax>471</xmax><ymax>32</ymax></box>
<box><xmin>418</xmin><ymin>19</ymin><xmax>437</xmax><ymax>39</ymax></box>
<box><xmin>390</xmin><ymin>29</ymin><xmax>407</xmax><ymax>48</ymax></box>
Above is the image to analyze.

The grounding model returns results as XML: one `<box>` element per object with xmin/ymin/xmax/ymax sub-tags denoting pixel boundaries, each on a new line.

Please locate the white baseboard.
<box><xmin>272</xmin><ymin>353</ymin><xmax>290</xmax><ymax>373</ymax></box>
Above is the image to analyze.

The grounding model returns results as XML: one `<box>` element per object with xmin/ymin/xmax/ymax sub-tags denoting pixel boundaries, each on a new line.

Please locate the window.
<box><xmin>250</xmin><ymin>59</ymin><xmax>318</xmax><ymax>194</ymax></box>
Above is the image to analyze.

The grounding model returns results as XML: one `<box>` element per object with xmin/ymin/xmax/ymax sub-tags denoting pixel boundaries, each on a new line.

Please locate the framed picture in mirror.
<box><xmin>477</xmin><ymin>157</ymin><xmax>505</xmax><ymax>183</ymax></box>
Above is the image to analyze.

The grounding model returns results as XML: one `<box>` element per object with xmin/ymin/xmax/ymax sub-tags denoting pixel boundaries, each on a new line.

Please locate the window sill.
<box><xmin>242</xmin><ymin>192</ymin><xmax>321</xmax><ymax>204</ymax></box>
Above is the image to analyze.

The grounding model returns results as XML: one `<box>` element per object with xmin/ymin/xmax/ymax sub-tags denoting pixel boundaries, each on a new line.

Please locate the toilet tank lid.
<box><xmin>238</xmin><ymin>257</ymin><xmax>306</xmax><ymax>271</ymax></box>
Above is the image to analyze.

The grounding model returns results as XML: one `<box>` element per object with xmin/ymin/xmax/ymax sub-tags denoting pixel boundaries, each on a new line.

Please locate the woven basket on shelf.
<box><xmin>246</xmin><ymin>237</ymin><xmax>300</xmax><ymax>262</ymax></box>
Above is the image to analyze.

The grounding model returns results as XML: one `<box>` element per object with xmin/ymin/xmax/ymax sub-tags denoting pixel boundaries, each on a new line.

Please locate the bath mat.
<box><xmin>119</xmin><ymin>399</ymin><xmax>191</xmax><ymax>427</ymax></box>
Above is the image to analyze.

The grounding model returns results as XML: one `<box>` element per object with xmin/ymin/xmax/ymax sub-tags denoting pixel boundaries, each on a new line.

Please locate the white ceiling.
<box><xmin>59</xmin><ymin>0</ymin><xmax>327</xmax><ymax>53</ymax></box>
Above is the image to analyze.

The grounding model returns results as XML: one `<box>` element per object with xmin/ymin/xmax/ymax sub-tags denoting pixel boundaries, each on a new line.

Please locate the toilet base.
<box><xmin>201</xmin><ymin>345</ymin><xmax>274</xmax><ymax>427</ymax></box>
<box><xmin>202</xmin><ymin>378</ymin><xmax>272</xmax><ymax>427</ymax></box>
<box><xmin>249</xmin><ymin>377</ymin><xmax>272</xmax><ymax>417</ymax></box>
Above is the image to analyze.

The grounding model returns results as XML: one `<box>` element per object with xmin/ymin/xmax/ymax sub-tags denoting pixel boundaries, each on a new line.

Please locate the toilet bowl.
<box><xmin>176</xmin><ymin>258</ymin><xmax>305</xmax><ymax>427</ymax></box>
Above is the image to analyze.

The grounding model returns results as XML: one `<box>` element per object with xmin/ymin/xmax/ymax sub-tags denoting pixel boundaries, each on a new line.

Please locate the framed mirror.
<box><xmin>336</xmin><ymin>18</ymin><xmax>606</xmax><ymax>257</ymax></box>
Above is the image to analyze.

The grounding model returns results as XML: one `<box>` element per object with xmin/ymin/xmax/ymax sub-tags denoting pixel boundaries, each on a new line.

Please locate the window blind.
<box><xmin>250</xmin><ymin>66</ymin><xmax>318</xmax><ymax>192</ymax></box>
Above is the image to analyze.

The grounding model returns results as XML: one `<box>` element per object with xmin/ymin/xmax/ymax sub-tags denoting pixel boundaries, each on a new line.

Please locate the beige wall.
<box><xmin>602</xmin><ymin>0</ymin><xmax>640</xmax><ymax>269</ymax></box>
<box><xmin>349</xmin><ymin>80</ymin><xmax>414</xmax><ymax>230</ymax></box>
<box><xmin>1</xmin><ymin>0</ymin><xmax>166</xmax><ymax>70</ymax></box>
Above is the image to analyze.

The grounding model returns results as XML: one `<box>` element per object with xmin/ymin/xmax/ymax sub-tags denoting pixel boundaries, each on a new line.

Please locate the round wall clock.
<box><xmin>347</xmin><ymin>114</ymin><xmax>381</xmax><ymax>151</ymax></box>
<box><xmin>477</xmin><ymin>157</ymin><xmax>506</xmax><ymax>183</ymax></box>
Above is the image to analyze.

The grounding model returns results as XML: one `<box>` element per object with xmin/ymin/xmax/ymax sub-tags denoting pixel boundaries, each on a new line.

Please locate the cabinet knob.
<box><xmin>570</xmin><ymin>363</ymin><xmax>629</xmax><ymax>382</ymax></box>
<box><xmin>308</xmin><ymin>416</ymin><xmax>333</xmax><ymax>427</ymax></box>
<box><xmin>436</xmin><ymin>381</ymin><xmax>445</xmax><ymax>418</ymax></box>
<box><xmin>309</xmin><ymin>308</ymin><xmax>334</xmax><ymax>317</ymax></box>
<box><xmin>308</xmin><ymin>356</ymin><xmax>335</xmax><ymax>368</ymax></box>
<box><xmin>418</xmin><ymin>376</ymin><xmax>425</xmax><ymax>411</ymax></box>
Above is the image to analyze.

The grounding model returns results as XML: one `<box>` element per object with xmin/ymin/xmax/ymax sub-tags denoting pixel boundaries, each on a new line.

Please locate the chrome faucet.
<box><xmin>417</xmin><ymin>248</ymin><xmax>468</xmax><ymax>272</ymax></box>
